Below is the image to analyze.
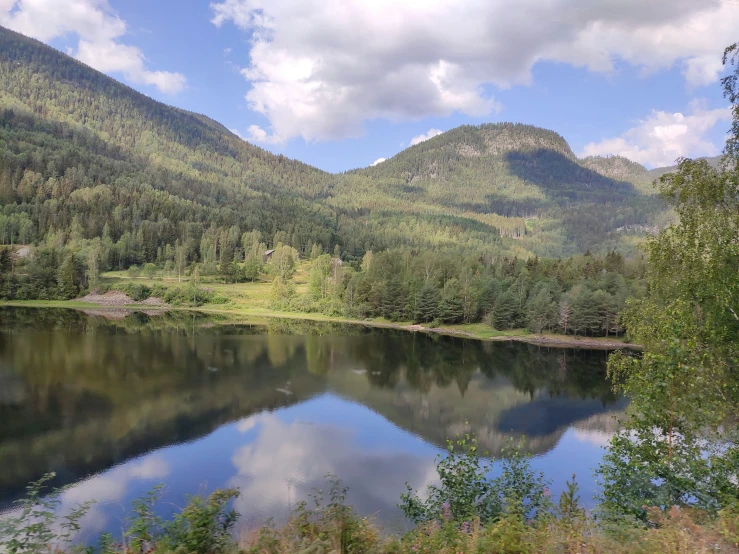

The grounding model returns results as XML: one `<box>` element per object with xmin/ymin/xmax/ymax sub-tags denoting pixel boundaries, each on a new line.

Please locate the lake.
<box><xmin>0</xmin><ymin>307</ymin><xmax>625</xmax><ymax>540</ymax></box>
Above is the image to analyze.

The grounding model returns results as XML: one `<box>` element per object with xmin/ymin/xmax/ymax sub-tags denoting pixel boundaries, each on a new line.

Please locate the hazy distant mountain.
<box><xmin>647</xmin><ymin>155</ymin><xmax>724</xmax><ymax>180</ymax></box>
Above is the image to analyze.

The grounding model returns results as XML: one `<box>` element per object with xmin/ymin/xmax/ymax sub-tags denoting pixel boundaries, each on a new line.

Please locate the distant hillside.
<box><xmin>579</xmin><ymin>155</ymin><xmax>653</xmax><ymax>193</ymax></box>
<box><xmin>0</xmin><ymin>25</ymin><xmax>342</xmax><ymax>257</ymax></box>
<box><xmin>342</xmin><ymin>124</ymin><xmax>668</xmax><ymax>256</ymax></box>
<box><xmin>0</xmin><ymin>24</ymin><xmax>672</xmax><ymax>261</ymax></box>
<box><xmin>647</xmin><ymin>155</ymin><xmax>724</xmax><ymax>180</ymax></box>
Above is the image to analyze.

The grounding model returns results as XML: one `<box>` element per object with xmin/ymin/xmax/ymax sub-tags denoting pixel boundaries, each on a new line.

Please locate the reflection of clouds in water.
<box><xmin>0</xmin><ymin>456</ymin><xmax>171</xmax><ymax>544</ymax></box>
<box><xmin>572</xmin><ymin>429</ymin><xmax>614</xmax><ymax>448</ymax></box>
<box><xmin>236</xmin><ymin>414</ymin><xmax>269</xmax><ymax>434</ymax></box>
<box><xmin>60</xmin><ymin>457</ymin><xmax>171</xmax><ymax>538</ymax></box>
<box><xmin>129</xmin><ymin>457</ymin><xmax>169</xmax><ymax>480</ymax></box>
<box><xmin>229</xmin><ymin>414</ymin><xmax>438</xmax><ymax>527</ymax></box>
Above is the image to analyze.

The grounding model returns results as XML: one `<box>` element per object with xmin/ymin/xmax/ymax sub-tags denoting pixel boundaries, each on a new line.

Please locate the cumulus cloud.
<box><xmin>0</xmin><ymin>0</ymin><xmax>185</xmax><ymax>94</ymax></box>
<box><xmin>410</xmin><ymin>128</ymin><xmax>443</xmax><ymax>146</ymax></box>
<box><xmin>581</xmin><ymin>100</ymin><xmax>731</xmax><ymax>167</ymax></box>
<box><xmin>210</xmin><ymin>0</ymin><xmax>738</xmax><ymax>143</ymax></box>
<box><xmin>370</xmin><ymin>157</ymin><xmax>386</xmax><ymax>166</ymax></box>
<box><xmin>229</xmin><ymin>128</ymin><xmax>245</xmax><ymax>140</ymax></box>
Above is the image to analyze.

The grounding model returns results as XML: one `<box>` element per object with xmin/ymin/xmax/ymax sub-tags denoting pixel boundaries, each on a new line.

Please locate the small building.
<box><xmin>264</xmin><ymin>249</ymin><xmax>275</xmax><ymax>261</ymax></box>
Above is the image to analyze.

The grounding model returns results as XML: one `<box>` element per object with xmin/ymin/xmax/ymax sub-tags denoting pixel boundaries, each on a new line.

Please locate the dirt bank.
<box><xmin>77</xmin><ymin>291</ymin><xmax>166</xmax><ymax>308</ymax></box>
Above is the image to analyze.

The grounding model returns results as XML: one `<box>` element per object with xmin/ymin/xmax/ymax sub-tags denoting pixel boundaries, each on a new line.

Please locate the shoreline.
<box><xmin>1</xmin><ymin>300</ymin><xmax>639</xmax><ymax>350</ymax></box>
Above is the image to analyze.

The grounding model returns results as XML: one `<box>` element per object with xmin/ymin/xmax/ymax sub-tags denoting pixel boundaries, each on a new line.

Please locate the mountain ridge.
<box><xmin>0</xmin><ymin>24</ymin><xmax>681</xmax><ymax>259</ymax></box>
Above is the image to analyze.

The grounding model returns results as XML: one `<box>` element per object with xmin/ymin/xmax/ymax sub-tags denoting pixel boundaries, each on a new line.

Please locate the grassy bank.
<box><xmin>0</xmin><ymin>266</ymin><xmax>635</xmax><ymax>349</ymax></box>
<box><xmin>0</xmin><ymin>298</ymin><xmax>634</xmax><ymax>349</ymax></box>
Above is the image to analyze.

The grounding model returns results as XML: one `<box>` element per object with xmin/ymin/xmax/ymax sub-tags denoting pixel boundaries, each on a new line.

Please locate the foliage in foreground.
<box><xmin>598</xmin><ymin>42</ymin><xmax>739</xmax><ymax>522</ymax></box>
<box><xmin>0</xmin><ymin>474</ymin><xmax>239</xmax><ymax>554</ymax></box>
<box><xmin>3</xmin><ymin>449</ymin><xmax>739</xmax><ymax>554</ymax></box>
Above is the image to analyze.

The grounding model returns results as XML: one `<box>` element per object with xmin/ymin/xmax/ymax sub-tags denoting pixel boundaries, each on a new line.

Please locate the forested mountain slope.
<box><xmin>344</xmin><ymin>125</ymin><xmax>670</xmax><ymax>257</ymax></box>
<box><xmin>0</xmin><ymin>25</ymin><xmax>344</xmax><ymax>259</ymax></box>
<box><xmin>0</xmin><ymin>24</ymin><xmax>671</xmax><ymax>264</ymax></box>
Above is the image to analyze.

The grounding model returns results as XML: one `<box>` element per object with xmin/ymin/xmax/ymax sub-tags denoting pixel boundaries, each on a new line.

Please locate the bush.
<box><xmin>115</xmin><ymin>282</ymin><xmax>152</xmax><ymax>301</ymax></box>
<box><xmin>162</xmin><ymin>285</ymin><xmax>214</xmax><ymax>307</ymax></box>
<box><xmin>399</xmin><ymin>436</ymin><xmax>551</xmax><ymax>525</ymax></box>
<box><xmin>163</xmin><ymin>287</ymin><xmax>188</xmax><ymax>306</ymax></box>
<box><xmin>126</xmin><ymin>265</ymin><xmax>141</xmax><ymax>279</ymax></box>
<box><xmin>244</xmin><ymin>477</ymin><xmax>382</xmax><ymax>554</ymax></box>
<box><xmin>149</xmin><ymin>284</ymin><xmax>168</xmax><ymax>298</ymax></box>
<box><xmin>143</xmin><ymin>263</ymin><xmax>157</xmax><ymax>280</ymax></box>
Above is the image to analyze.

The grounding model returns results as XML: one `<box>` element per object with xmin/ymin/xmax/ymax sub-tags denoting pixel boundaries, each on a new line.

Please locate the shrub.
<box><xmin>143</xmin><ymin>263</ymin><xmax>157</xmax><ymax>280</ymax></box>
<box><xmin>399</xmin><ymin>436</ymin><xmax>551</xmax><ymax>525</ymax></box>
<box><xmin>0</xmin><ymin>473</ymin><xmax>94</xmax><ymax>554</ymax></box>
<box><xmin>115</xmin><ymin>282</ymin><xmax>151</xmax><ymax>301</ymax></box>
<box><xmin>149</xmin><ymin>284</ymin><xmax>168</xmax><ymax>298</ymax></box>
<box><xmin>244</xmin><ymin>477</ymin><xmax>382</xmax><ymax>554</ymax></box>
<box><xmin>163</xmin><ymin>285</ymin><xmax>214</xmax><ymax>307</ymax></box>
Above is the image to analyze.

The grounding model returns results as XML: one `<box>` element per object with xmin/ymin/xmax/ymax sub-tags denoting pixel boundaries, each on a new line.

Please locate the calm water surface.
<box><xmin>0</xmin><ymin>308</ymin><xmax>625</xmax><ymax>540</ymax></box>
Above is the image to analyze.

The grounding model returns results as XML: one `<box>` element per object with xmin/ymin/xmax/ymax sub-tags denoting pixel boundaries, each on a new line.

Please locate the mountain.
<box><xmin>647</xmin><ymin>155</ymin><xmax>724</xmax><ymax>180</ymax></box>
<box><xmin>579</xmin><ymin>155</ymin><xmax>653</xmax><ymax>192</ymax></box>
<box><xmin>0</xmin><ymin>26</ymin><xmax>340</xmax><ymax>253</ymax></box>
<box><xmin>344</xmin><ymin>124</ymin><xmax>668</xmax><ymax>256</ymax></box>
<box><xmin>0</xmin><ymin>24</ymin><xmax>672</xmax><ymax>262</ymax></box>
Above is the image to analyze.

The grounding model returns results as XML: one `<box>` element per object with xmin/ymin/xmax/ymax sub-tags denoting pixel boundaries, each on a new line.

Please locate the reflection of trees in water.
<box><xmin>329</xmin><ymin>335</ymin><xmax>622</xmax><ymax>458</ymax></box>
<box><xmin>0</xmin><ymin>308</ymin><xmax>623</xmax><ymax>509</ymax></box>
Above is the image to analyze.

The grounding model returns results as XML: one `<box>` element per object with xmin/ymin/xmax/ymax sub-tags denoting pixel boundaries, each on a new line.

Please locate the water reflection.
<box><xmin>0</xmin><ymin>308</ymin><xmax>624</xmax><ymax>537</ymax></box>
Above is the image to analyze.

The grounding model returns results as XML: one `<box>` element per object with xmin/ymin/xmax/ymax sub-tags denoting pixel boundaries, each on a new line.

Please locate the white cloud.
<box><xmin>410</xmin><ymin>128</ymin><xmax>443</xmax><ymax>146</ymax></box>
<box><xmin>1</xmin><ymin>0</ymin><xmax>186</xmax><ymax>94</ymax></box>
<box><xmin>229</xmin><ymin>128</ymin><xmax>245</xmax><ymax>140</ymax></box>
<box><xmin>370</xmin><ymin>157</ymin><xmax>386</xmax><ymax>166</ymax></box>
<box><xmin>210</xmin><ymin>0</ymin><xmax>739</xmax><ymax>143</ymax></box>
<box><xmin>245</xmin><ymin>124</ymin><xmax>283</xmax><ymax>144</ymax></box>
<box><xmin>581</xmin><ymin>100</ymin><xmax>731</xmax><ymax>167</ymax></box>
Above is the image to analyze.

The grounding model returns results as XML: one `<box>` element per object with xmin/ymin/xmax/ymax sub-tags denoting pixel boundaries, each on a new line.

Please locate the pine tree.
<box><xmin>439</xmin><ymin>279</ymin><xmax>464</xmax><ymax>324</ymax></box>
<box><xmin>526</xmin><ymin>288</ymin><xmax>556</xmax><ymax>333</ymax></box>
<box><xmin>381</xmin><ymin>278</ymin><xmax>405</xmax><ymax>321</ymax></box>
<box><xmin>0</xmin><ymin>247</ymin><xmax>11</xmax><ymax>297</ymax></box>
<box><xmin>493</xmin><ymin>289</ymin><xmax>518</xmax><ymax>330</ymax></box>
<box><xmin>569</xmin><ymin>286</ymin><xmax>600</xmax><ymax>336</ymax></box>
<box><xmin>415</xmin><ymin>283</ymin><xmax>440</xmax><ymax>323</ymax></box>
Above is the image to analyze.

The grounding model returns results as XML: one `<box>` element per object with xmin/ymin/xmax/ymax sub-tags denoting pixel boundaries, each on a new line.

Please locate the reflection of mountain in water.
<box><xmin>0</xmin><ymin>308</ymin><xmax>624</xmax><ymax>509</ymax></box>
<box><xmin>325</xmin><ymin>336</ymin><xmax>622</xmax><ymax>456</ymax></box>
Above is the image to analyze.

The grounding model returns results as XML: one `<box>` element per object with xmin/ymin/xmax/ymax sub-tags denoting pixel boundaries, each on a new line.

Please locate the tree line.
<box><xmin>272</xmin><ymin>247</ymin><xmax>644</xmax><ymax>336</ymax></box>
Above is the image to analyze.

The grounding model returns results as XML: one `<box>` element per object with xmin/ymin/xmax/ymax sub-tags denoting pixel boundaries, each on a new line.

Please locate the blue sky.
<box><xmin>1</xmin><ymin>0</ymin><xmax>735</xmax><ymax>172</ymax></box>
